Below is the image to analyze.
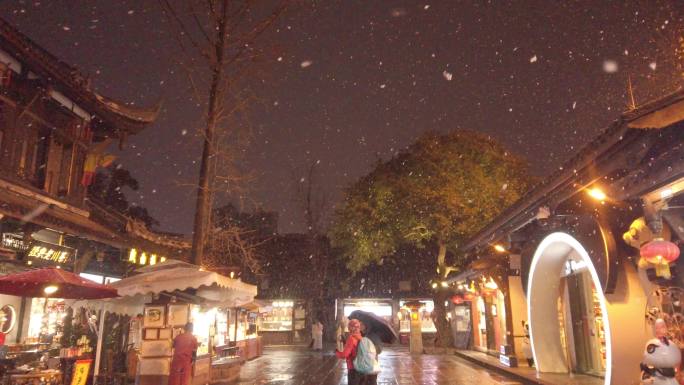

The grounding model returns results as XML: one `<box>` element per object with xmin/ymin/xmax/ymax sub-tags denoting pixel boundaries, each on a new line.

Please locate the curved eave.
<box><xmin>0</xmin><ymin>17</ymin><xmax>160</xmax><ymax>135</ymax></box>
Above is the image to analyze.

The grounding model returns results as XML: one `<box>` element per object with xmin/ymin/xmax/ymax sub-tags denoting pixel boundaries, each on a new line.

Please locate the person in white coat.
<box><xmin>312</xmin><ymin>320</ymin><xmax>324</xmax><ymax>351</ymax></box>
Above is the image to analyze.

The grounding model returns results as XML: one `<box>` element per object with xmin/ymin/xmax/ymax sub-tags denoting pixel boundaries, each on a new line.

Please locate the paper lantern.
<box><xmin>640</xmin><ymin>239</ymin><xmax>680</xmax><ymax>278</ymax></box>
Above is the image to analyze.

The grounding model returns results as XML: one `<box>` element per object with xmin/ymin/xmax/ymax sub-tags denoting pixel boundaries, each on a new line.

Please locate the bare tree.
<box><xmin>159</xmin><ymin>0</ymin><xmax>289</xmax><ymax>265</ymax></box>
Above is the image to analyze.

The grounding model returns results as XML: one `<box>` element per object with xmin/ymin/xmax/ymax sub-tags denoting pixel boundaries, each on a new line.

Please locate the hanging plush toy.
<box><xmin>641</xmin><ymin>319</ymin><xmax>681</xmax><ymax>385</ymax></box>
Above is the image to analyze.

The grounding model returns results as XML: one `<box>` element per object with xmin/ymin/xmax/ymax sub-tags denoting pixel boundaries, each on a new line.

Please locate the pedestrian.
<box><xmin>359</xmin><ymin>320</ymin><xmax>382</xmax><ymax>385</ymax></box>
<box><xmin>336</xmin><ymin>320</ymin><xmax>345</xmax><ymax>352</ymax></box>
<box><xmin>312</xmin><ymin>319</ymin><xmax>324</xmax><ymax>351</ymax></box>
<box><xmin>168</xmin><ymin>323</ymin><xmax>198</xmax><ymax>385</ymax></box>
<box><xmin>336</xmin><ymin>319</ymin><xmax>363</xmax><ymax>385</ymax></box>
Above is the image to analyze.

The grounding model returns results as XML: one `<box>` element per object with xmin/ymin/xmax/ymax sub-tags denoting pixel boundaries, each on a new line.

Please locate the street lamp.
<box><xmin>586</xmin><ymin>187</ymin><xmax>607</xmax><ymax>201</ymax></box>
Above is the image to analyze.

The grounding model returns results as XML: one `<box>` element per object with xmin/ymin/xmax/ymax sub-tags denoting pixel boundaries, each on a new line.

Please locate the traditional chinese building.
<box><xmin>0</xmin><ymin>17</ymin><xmax>190</xmax><ymax>343</ymax></box>
<box><xmin>451</xmin><ymin>89</ymin><xmax>684</xmax><ymax>385</ymax></box>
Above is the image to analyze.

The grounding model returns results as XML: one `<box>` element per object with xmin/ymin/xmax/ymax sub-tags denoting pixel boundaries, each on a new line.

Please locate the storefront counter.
<box><xmin>210</xmin><ymin>356</ymin><xmax>242</xmax><ymax>385</ymax></box>
<box><xmin>9</xmin><ymin>369</ymin><xmax>61</xmax><ymax>385</ymax></box>
<box><xmin>258</xmin><ymin>330</ymin><xmax>293</xmax><ymax>345</ymax></box>
<box><xmin>192</xmin><ymin>355</ymin><xmax>211</xmax><ymax>385</ymax></box>
<box><xmin>236</xmin><ymin>337</ymin><xmax>262</xmax><ymax>360</ymax></box>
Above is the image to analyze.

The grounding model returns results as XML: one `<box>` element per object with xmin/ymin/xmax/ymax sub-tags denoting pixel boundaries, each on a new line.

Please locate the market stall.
<box><xmin>257</xmin><ymin>300</ymin><xmax>307</xmax><ymax>345</ymax></box>
<box><xmin>77</xmin><ymin>260</ymin><xmax>257</xmax><ymax>385</ymax></box>
<box><xmin>0</xmin><ymin>268</ymin><xmax>118</xmax><ymax>385</ymax></box>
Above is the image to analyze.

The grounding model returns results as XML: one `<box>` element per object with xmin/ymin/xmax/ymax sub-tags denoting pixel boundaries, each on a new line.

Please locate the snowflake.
<box><xmin>300</xmin><ymin>60</ymin><xmax>313</xmax><ymax>68</ymax></box>
<box><xmin>442</xmin><ymin>70</ymin><xmax>453</xmax><ymax>81</ymax></box>
<box><xmin>649</xmin><ymin>62</ymin><xmax>657</xmax><ymax>71</ymax></box>
<box><xmin>603</xmin><ymin>60</ymin><xmax>618</xmax><ymax>73</ymax></box>
<box><xmin>529</xmin><ymin>55</ymin><xmax>537</xmax><ymax>63</ymax></box>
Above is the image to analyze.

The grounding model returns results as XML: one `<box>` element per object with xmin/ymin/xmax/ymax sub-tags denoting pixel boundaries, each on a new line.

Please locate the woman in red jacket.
<box><xmin>336</xmin><ymin>319</ymin><xmax>363</xmax><ymax>385</ymax></box>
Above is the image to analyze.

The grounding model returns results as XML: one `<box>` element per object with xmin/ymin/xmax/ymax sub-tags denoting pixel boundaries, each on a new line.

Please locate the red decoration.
<box><xmin>463</xmin><ymin>293</ymin><xmax>475</xmax><ymax>301</ymax></box>
<box><xmin>640</xmin><ymin>239</ymin><xmax>680</xmax><ymax>264</ymax></box>
<box><xmin>0</xmin><ymin>268</ymin><xmax>118</xmax><ymax>299</ymax></box>
<box><xmin>451</xmin><ymin>295</ymin><xmax>464</xmax><ymax>304</ymax></box>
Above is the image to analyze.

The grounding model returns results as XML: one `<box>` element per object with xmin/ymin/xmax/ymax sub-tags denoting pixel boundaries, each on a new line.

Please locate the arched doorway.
<box><xmin>527</xmin><ymin>232</ymin><xmax>612</xmax><ymax>385</ymax></box>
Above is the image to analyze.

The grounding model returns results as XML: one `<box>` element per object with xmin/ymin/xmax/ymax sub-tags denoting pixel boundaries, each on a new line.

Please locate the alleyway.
<box><xmin>236</xmin><ymin>346</ymin><xmax>523</xmax><ymax>385</ymax></box>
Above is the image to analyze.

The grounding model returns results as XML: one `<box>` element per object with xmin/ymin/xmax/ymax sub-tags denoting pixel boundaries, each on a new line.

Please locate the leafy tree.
<box><xmin>330</xmin><ymin>130</ymin><xmax>531</xmax><ymax>347</ymax></box>
<box><xmin>88</xmin><ymin>163</ymin><xmax>160</xmax><ymax>228</ymax></box>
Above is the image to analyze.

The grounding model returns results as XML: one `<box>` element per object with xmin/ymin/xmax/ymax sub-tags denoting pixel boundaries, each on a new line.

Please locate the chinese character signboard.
<box><xmin>1</xmin><ymin>233</ymin><xmax>27</xmax><ymax>251</ymax></box>
<box><xmin>70</xmin><ymin>359</ymin><xmax>92</xmax><ymax>385</ymax></box>
<box><xmin>27</xmin><ymin>240</ymin><xmax>75</xmax><ymax>266</ymax></box>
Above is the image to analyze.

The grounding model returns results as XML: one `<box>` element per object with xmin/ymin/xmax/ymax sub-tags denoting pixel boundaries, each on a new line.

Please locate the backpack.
<box><xmin>353</xmin><ymin>337</ymin><xmax>380</xmax><ymax>375</ymax></box>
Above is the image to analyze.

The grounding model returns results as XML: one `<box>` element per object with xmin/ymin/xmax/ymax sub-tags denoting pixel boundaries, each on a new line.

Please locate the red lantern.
<box><xmin>640</xmin><ymin>239</ymin><xmax>680</xmax><ymax>278</ymax></box>
<box><xmin>451</xmin><ymin>295</ymin><xmax>464</xmax><ymax>305</ymax></box>
<box><xmin>640</xmin><ymin>239</ymin><xmax>680</xmax><ymax>263</ymax></box>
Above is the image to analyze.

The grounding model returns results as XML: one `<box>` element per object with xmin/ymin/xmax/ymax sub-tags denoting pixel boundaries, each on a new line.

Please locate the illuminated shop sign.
<box><xmin>127</xmin><ymin>248</ymin><xmax>166</xmax><ymax>266</ymax></box>
<box><xmin>27</xmin><ymin>240</ymin><xmax>74</xmax><ymax>265</ymax></box>
<box><xmin>1</xmin><ymin>233</ymin><xmax>28</xmax><ymax>251</ymax></box>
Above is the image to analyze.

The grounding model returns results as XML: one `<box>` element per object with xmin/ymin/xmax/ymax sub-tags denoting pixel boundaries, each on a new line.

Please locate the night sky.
<box><xmin>1</xmin><ymin>1</ymin><xmax>683</xmax><ymax>235</ymax></box>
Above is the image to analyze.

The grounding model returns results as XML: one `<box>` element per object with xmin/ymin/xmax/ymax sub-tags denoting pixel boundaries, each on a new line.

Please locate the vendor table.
<box><xmin>9</xmin><ymin>369</ymin><xmax>61</xmax><ymax>385</ymax></box>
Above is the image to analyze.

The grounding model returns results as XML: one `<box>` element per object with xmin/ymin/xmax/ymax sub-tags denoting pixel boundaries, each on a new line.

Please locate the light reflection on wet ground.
<box><xmin>237</xmin><ymin>345</ymin><xmax>522</xmax><ymax>385</ymax></box>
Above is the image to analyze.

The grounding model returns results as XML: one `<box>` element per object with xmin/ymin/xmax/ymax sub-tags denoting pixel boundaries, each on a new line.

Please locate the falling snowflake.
<box><xmin>603</xmin><ymin>60</ymin><xmax>618</xmax><ymax>73</ymax></box>
<box><xmin>181</xmin><ymin>129</ymin><xmax>188</xmax><ymax>136</ymax></box>
<box><xmin>442</xmin><ymin>70</ymin><xmax>453</xmax><ymax>81</ymax></box>
<box><xmin>277</xmin><ymin>56</ymin><xmax>283</xmax><ymax>62</ymax></box>
<box><xmin>300</xmin><ymin>60</ymin><xmax>312</xmax><ymax>68</ymax></box>
<box><xmin>424</xmin><ymin>4</ymin><xmax>430</xmax><ymax>10</ymax></box>
<box><xmin>649</xmin><ymin>62</ymin><xmax>657</xmax><ymax>71</ymax></box>
<box><xmin>62</xmin><ymin>26</ymin><xmax>70</xmax><ymax>31</ymax></box>
<box><xmin>529</xmin><ymin>55</ymin><xmax>538</xmax><ymax>63</ymax></box>
<box><xmin>572</xmin><ymin>101</ymin><xmax>577</xmax><ymax>109</ymax></box>
<box><xmin>127</xmin><ymin>10</ymin><xmax>134</xmax><ymax>15</ymax></box>
<box><xmin>379</xmin><ymin>84</ymin><xmax>386</xmax><ymax>89</ymax></box>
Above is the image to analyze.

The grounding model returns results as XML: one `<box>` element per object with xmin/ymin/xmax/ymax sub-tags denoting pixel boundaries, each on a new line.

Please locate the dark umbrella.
<box><xmin>348</xmin><ymin>310</ymin><xmax>398</xmax><ymax>344</ymax></box>
<box><xmin>0</xmin><ymin>268</ymin><xmax>118</xmax><ymax>299</ymax></box>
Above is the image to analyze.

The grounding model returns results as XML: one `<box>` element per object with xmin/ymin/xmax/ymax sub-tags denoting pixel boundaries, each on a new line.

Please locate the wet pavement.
<box><xmin>237</xmin><ymin>345</ymin><xmax>523</xmax><ymax>385</ymax></box>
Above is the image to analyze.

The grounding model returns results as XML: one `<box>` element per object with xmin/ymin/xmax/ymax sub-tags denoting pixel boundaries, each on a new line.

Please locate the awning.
<box><xmin>71</xmin><ymin>260</ymin><xmax>257</xmax><ymax>315</ymax></box>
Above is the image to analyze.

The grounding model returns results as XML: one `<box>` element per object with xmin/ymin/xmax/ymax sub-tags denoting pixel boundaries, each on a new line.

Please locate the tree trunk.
<box><xmin>433</xmin><ymin>242</ymin><xmax>454</xmax><ymax>348</ymax></box>
<box><xmin>191</xmin><ymin>0</ymin><xmax>229</xmax><ymax>265</ymax></box>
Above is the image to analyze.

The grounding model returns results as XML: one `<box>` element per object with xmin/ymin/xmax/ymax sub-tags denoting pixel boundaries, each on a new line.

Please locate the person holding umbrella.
<box><xmin>336</xmin><ymin>319</ymin><xmax>363</xmax><ymax>385</ymax></box>
<box><xmin>348</xmin><ymin>310</ymin><xmax>398</xmax><ymax>385</ymax></box>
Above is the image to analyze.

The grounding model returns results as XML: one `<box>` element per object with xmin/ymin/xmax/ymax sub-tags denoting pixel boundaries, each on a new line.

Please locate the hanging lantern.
<box><xmin>640</xmin><ymin>238</ymin><xmax>680</xmax><ymax>279</ymax></box>
<box><xmin>451</xmin><ymin>295</ymin><xmax>464</xmax><ymax>305</ymax></box>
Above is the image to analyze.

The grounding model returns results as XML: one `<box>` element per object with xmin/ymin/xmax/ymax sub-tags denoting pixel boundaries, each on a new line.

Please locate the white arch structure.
<box><xmin>526</xmin><ymin>232</ymin><xmax>612</xmax><ymax>385</ymax></box>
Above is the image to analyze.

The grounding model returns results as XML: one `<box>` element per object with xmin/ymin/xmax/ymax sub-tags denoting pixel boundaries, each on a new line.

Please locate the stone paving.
<box><xmin>236</xmin><ymin>345</ymin><xmax>524</xmax><ymax>385</ymax></box>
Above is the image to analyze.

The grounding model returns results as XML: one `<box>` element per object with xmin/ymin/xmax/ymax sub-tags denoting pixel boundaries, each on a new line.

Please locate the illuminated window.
<box><xmin>128</xmin><ymin>249</ymin><xmax>137</xmax><ymax>263</ymax></box>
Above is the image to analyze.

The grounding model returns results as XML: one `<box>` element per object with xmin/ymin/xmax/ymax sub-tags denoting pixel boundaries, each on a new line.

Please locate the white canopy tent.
<box><xmin>74</xmin><ymin>260</ymin><xmax>257</xmax><ymax>384</ymax></box>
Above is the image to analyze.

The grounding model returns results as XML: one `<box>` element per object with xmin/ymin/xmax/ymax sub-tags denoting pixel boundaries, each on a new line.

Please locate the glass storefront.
<box><xmin>258</xmin><ymin>300</ymin><xmax>306</xmax><ymax>332</ymax></box>
<box><xmin>342</xmin><ymin>300</ymin><xmax>393</xmax><ymax>322</ymax></box>
<box><xmin>27</xmin><ymin>298</ymin><xmax>66</xmax><ymax>346</ymax></box>
<box><xmin>559</xmin><ymin>258</ymin><xmax>607</xmax><ymax>376</ymax></box>
<box><xmin>398</xmin><ymin>300</ymin><xmax>436</xmax><ymax>333</ymax></box>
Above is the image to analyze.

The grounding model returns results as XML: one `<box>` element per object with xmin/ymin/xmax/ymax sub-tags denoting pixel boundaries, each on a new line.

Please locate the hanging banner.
<box><xmin>26</xmin><ymin>240</ymin><xmax>75</xmax><ymax>266</ymax></box>
<box><xmin>70</xmin><ymin>359</ymin><xmax>92</xmax><ymax>385</ymax></box>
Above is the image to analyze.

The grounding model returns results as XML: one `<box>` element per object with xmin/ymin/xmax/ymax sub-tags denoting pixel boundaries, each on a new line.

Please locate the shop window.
<box><xmin>398</xmin><ymin>300</ymin><xmax>436</xmax><ymax>333</ymax></box>
<box><xmin>646</xmin><ymin>287</ymin><xmax>684</xmax><ymax>344</ymax></box>
<box><xmin>259</xmin><ymin>301</ymin><xmax>295</xmax><ymax>331</ymax></box>
<box><xmin>27</xmin><ymin>298</ymin><xmax>66</xmax><ymax>345</ymax></box>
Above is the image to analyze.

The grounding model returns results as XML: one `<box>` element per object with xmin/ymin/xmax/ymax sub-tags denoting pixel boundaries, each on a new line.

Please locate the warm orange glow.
<box><xmin>587</xmin><ymin>187</ymin><xmax>607</xmax><ymax>201</ymax></box>
<box><xmin>493</xmin><ymin>244</ymin><xmax>506</xmax><ymax>253</ymax></box>
<box><xmin>128</xmin><ymin>249</ymin><xmax>137</xmax><ymax>263</ymax></box>
<box><xmin>44</xmin><ymin>285</ymin><xmax>58</xmax><ymax>295</ymax></box>
<box><xmin>410</xmin><ymin>312</ymin><xmax>418</xmax><ymax>321</ymax></box>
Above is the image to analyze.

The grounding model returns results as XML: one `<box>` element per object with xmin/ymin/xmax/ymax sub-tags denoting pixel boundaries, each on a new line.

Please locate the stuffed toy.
<box><xmin>641</xmin><ymin>319</ymin><xmax>681</xmax><ymax>385</ymax></box>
